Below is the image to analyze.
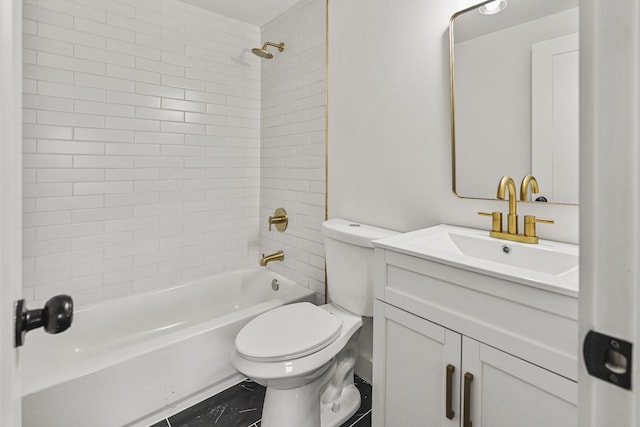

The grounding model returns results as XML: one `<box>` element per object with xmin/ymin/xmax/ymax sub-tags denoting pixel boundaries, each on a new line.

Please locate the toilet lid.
<box><xmin>235</xmin><ymin>302</ymin><xmax>343</xmax><ymax>362</ymax></box>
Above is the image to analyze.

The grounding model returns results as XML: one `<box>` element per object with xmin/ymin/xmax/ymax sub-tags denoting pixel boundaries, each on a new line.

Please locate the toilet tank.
<box><xmin>322</xmin><ymin>219</ymin><xmax>397</xmax><ymax>316</ymax></box>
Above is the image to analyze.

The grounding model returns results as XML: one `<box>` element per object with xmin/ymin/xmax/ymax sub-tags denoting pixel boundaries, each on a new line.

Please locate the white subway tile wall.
<box><xmin>259</xmin><ymin>0</ymin><xmax>327</xmax><ymax>302</ymax></box>
<box><xmin>22</xmin><ymin>0</ymin><xmax>262</xmax><ymax>304</ymax></box>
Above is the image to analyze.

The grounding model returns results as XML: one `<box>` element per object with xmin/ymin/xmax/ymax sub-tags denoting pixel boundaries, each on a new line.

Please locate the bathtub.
<box><xmin>21</xmin><ymin>268</ymin><xmax>315</xmax><ymax>427</ymax></box>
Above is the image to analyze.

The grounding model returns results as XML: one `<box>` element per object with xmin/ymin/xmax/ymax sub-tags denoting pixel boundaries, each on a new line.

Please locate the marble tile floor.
<box><xmin>150</xmin><ymin>375</ymin><xmax>372</xmax><ymax>427</ymax></box>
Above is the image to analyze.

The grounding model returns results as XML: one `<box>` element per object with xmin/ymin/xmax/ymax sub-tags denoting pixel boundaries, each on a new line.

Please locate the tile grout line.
<box><xmin>347</xmin><ymin>409</ymin><xmax>372</xmax><ymax>427</ymax></box>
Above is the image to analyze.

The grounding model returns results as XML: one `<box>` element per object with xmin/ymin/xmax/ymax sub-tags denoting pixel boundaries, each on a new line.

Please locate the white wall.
<box><xmin>328</xmin><ymin>0</ymin><xmax>579</xmax><ymax>244</ymax></box>
<box><xmin>22</xmin><ymin>0</ymin><xmax>261</xmax><ymax>305</ymax></box>
<box><xmin>260</xmin><ymin>0</ymin><xmax>327</xmax><ymax>303</ymax></box>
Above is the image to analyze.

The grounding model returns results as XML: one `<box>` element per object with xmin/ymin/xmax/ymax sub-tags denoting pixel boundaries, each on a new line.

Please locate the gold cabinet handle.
<box><xmin>446</xmin><ymin>364</ymin><xmax>455</xmax><ymax>420</ymax></box>
<box><xmin>463</xmin><ymin>372</ymin><xmax>474</xmax><ymax>427</ymax></box>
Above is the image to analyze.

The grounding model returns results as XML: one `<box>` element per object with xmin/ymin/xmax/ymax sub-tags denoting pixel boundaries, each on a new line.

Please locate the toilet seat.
<box><xmin>235</xmin><ymin>302</ymin><xmax>343</xmax><ymax>362</ymax></box>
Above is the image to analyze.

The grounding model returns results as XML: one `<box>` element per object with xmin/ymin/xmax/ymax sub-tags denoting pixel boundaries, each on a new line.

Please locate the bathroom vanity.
<box><xmin>371</xmin><ymin>225</ymin><xmax>579</xmax><ymax>427</ymax></box>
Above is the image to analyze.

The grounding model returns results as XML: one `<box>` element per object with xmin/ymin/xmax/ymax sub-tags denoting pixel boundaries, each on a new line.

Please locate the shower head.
<box><xmin>252</xmin><ymin>47</ymin><xmax>273</xmax><ymax>59</ymax></box>
<box><xmin>252</xmin><ymin>42</ymin><xmax>285</xmax><ymax>59</ymax></box>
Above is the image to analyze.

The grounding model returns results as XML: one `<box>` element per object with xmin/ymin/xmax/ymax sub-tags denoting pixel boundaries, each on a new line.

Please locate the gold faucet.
<box><xmin>478</xmin><ymin>175</ymin><xmax>554</xmax><ymax>244</ymax></box>
<box><xmin>260</xmin><ymin>250</ymin><xmax>284</xmax><ymax>266</ymax></box>
<box><xmin>497</xmin><ymin>176</ymin><xmax>518</xmax><ymax>234</ymax></box>
<box><xmin>520</xmin><ymin>175</ymin><xmax>539</xmax><ymax>201</ymax></box>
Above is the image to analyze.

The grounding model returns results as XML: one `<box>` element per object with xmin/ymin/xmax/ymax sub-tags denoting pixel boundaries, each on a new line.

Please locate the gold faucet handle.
<box><xmin>268</xmin><ymin>208</ymin><xmax>288</xmax><ymax>232</ymax></box>
<box><xmin>478</xmin><ymin>211</ymin><xmax>503</xmax><ymax>233</ymax></box>
<box><xmin>524</xmin><ymin>215</ymin><xmax>554</xmax><ymax>238</ymax></box>
<box><xmin>268</xmin><ymin>215</ymin><xmax>286</xmax><ymax>231</ymax></box>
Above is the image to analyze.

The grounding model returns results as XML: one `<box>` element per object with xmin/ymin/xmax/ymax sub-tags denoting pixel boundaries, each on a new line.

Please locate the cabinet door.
<box><xmin>373</xmin><ymin>301</ymin><xmax>461</xmax><ymax>427</ymax></box>
<box><xmin>461</xmin><ymin>337</ymin><xmax>577</xmax><ymax>427</ymax></box>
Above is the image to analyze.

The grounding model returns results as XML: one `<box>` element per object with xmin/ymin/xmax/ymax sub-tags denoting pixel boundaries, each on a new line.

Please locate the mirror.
<box><xmin>450</xmin><ymin>0</ymin><xmax>579</xmax><ymax>204</ymax></box>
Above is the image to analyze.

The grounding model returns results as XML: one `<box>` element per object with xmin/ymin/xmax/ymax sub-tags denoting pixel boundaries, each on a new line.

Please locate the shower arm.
<box><xmin>262</xmin><ymin>42</ymin><xmax>285</xmax><ymax>52</ymax></box>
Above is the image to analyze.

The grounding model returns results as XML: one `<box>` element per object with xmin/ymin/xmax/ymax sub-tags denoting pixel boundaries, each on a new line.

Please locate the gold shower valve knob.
<box><xmin>268</xmin><ymin>208</ymin><xmax>288</xmax><ymax>232</ymax></box>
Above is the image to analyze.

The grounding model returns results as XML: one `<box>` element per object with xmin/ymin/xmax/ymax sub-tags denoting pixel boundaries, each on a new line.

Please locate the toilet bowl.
<box><xmin>231</xmin><ymin>219</ymin><xmax>397</xmax><ymax>427</ymax></box>
<box><xmin>231</xmin><ymin>303</ymin><xmax>362</xmax><ymax>427</ymax></box>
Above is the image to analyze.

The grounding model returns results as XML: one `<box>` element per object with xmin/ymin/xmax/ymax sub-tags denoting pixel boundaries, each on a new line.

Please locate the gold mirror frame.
<box><xmin>448</xmin><ymin>0</ymin><xmax>579</xmax><ymax>206</ymax></box>
<box><xmin>449</xmin><ymin>2</ymin><xmax>494</xmax><ymax>201</ymax></box>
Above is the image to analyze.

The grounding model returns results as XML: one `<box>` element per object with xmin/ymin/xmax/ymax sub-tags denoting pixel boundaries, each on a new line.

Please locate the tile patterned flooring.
<box><xmin>150</xmin><ymin>375</ymin><xmax>372</xmax><ymax>427</ymax></box>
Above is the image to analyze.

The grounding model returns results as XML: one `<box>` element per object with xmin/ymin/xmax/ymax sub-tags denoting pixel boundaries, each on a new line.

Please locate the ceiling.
<box><xmin>454</xmin><ymin>0</ymin><xmax>578</xmax><ymax>42</ymax></box>
<box><xmin>180</xmin><ymin>0</ymin><xmax>304</xmax><ymax>26</ymax></box>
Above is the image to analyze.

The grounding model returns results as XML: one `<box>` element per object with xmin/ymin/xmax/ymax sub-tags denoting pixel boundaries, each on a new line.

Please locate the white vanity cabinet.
<box><xmin>372</xmin><ymin>247</ymin><xmax>579</xmax><ymax>427</ymax></box>
<box><xmin>373</xmin><ymin>301</ymin><xmax>461</xmax><ymax>426</ymax></box>
<box><xmin>462</xmin><ymin>336</ymin><xmax>577</xmax><ymax>427</ymax></box>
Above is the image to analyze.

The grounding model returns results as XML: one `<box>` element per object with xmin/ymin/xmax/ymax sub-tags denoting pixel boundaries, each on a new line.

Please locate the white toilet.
<box><xmin>231</xmin><ymin>218</ymin><xmax>396</xmax><ymax>427</ymax></box>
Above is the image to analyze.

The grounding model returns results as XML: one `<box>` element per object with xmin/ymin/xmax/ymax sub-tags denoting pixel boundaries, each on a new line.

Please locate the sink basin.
<box><xmin>373</xmin><ymin>224</ymin><xmax>579</xmax><ymax>296</ymax></box>
<box><xmin>410</xmin><ymin>230</ymin><xmax>577</xmax><ymax>275</ymax></box>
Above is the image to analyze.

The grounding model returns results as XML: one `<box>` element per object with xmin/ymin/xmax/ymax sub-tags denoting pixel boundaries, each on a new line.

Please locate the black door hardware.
<box><xmin>583</xmin><ymin>330</ymin><xmax>632</xmax><ymax>390</ymax></box>
<box><xmin>15</xmin><ymin>295</ymin><xmax>73</xmax><ymax>347</ymax></box>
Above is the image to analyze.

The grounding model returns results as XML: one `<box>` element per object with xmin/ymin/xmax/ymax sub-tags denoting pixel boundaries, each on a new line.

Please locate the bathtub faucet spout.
<box><xmin>260</xmin><ymin>250</ymin><xmax>285</xmax><ymax>266</ymax></box>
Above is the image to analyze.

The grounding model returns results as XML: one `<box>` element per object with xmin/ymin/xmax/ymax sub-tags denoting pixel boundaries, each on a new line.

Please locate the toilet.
<box><xmin>231</xmin><ymin>218</ymin><xmax>397</xmax><ymax>427</ymax></box>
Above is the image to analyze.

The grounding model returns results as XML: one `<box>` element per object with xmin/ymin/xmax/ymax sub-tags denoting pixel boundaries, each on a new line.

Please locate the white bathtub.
<box><xmin>21</xmin><ymin>268</ymin><xmax>315</xmax><ymax>427</ymax></box>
